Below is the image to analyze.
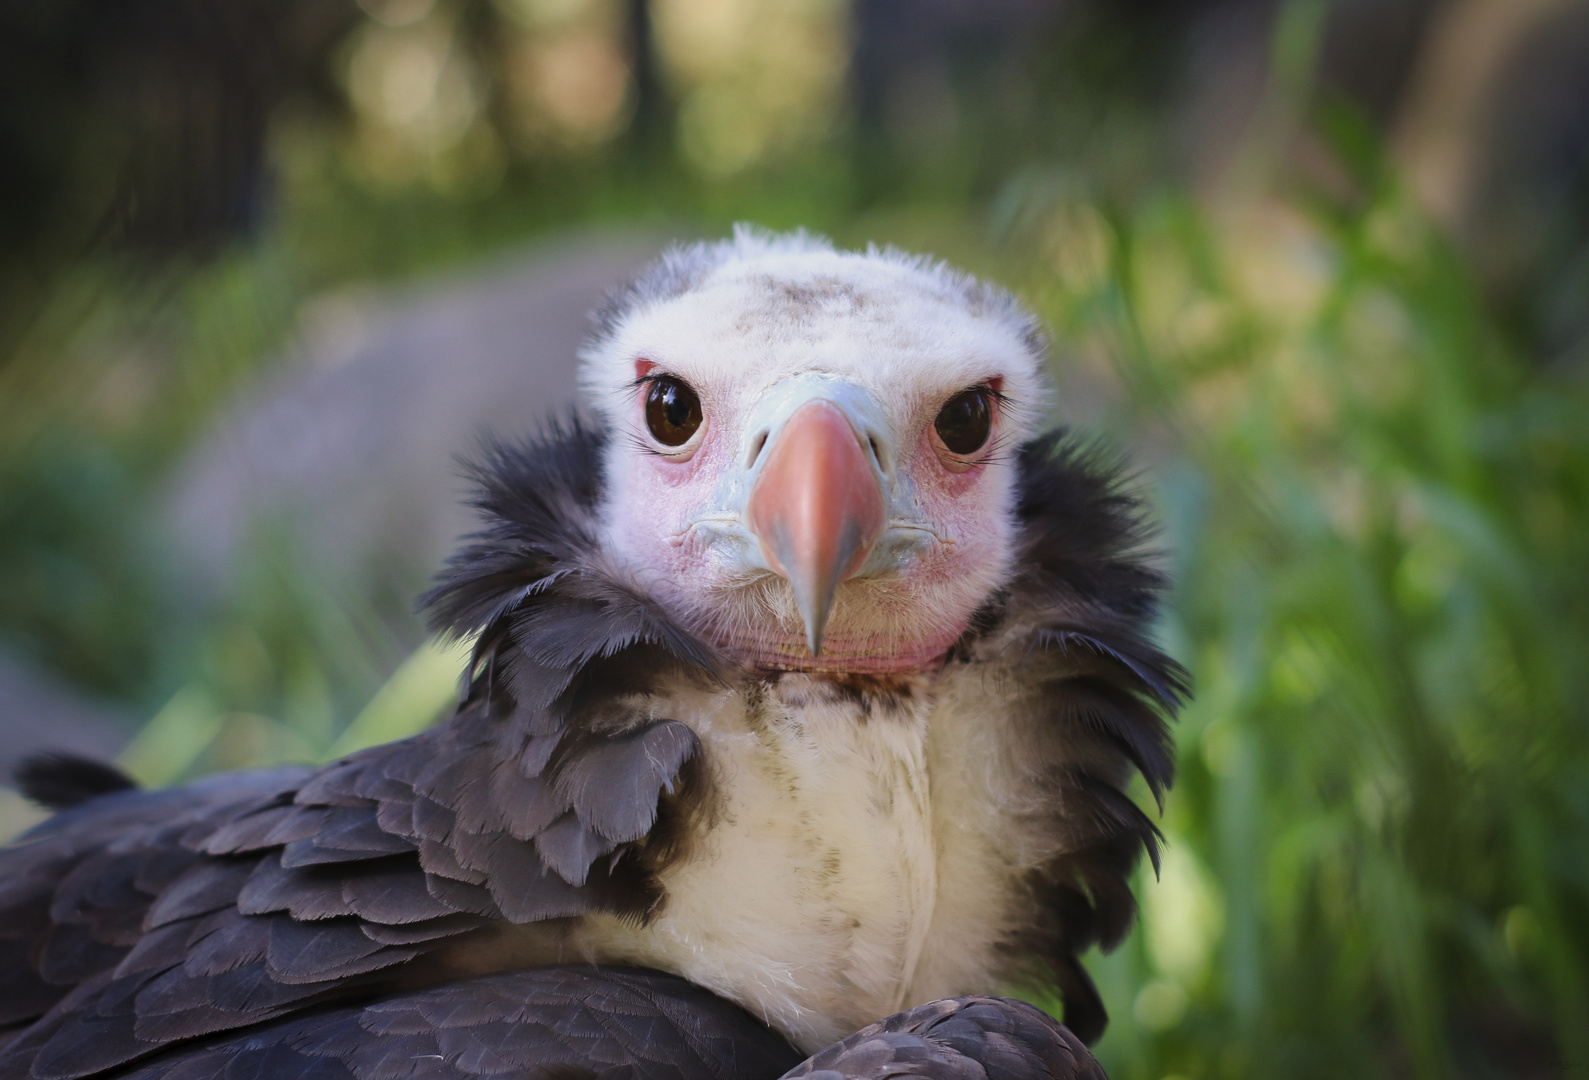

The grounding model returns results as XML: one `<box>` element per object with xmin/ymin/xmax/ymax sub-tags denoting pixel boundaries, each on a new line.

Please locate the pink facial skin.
<box><xmin>606</xmin><ymin>367</ymin><xmax>1017</xmax><ymax>677</ymax></box>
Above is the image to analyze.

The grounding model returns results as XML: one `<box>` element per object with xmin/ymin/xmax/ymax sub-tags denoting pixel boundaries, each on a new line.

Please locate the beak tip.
<box><xmin>800</xmin><ymin>601</ymin><xmax>829</xmax><ymax>657</ymax></box>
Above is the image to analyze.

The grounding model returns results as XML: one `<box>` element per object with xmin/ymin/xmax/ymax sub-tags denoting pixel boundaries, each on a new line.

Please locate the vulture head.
<box><xmin>582</xmin><ymin>227</ymin><xmax>1046</xmax><ymax>671</ymax></box>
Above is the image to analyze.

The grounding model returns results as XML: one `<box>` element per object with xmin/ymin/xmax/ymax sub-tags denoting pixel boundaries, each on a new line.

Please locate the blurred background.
<box><xmin>2</xmin><ymin>0</ymin><xmax>1588</xmax><ymax>1075</ymax></box>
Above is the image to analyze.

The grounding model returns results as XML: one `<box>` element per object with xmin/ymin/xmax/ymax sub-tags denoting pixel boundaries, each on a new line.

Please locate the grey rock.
<box><xmin>163</xmin><ymin>232</ymin><xmax>666</xmax><ymax>629</ymax></box>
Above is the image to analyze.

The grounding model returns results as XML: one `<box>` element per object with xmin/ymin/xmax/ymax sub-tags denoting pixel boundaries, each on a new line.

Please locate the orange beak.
<box><xmin>745</xmin><ymin>399</ymin><xmax>887</xmax><ymax>656</ymax></box>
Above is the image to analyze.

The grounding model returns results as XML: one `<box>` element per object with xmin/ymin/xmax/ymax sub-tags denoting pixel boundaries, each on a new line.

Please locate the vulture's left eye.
<box><xmin>934</xmin><ymin>387</ymin><xmax>993</xmax><ymax>456</ymax></box>
<box><xmin>644</xmin><ymin>375</ymin><xmax>703</xmax><ymax>447</ymax></box>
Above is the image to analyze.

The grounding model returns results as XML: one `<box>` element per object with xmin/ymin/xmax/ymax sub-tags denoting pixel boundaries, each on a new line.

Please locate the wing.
<box><xmin>0</xmin><ymin>712</ymin><xmax>705</xmax><ymax>1080</ymax></box>
<box><xmin>782</xmin><ymin>997</ymin><xmax>1104</xmax><ymax>1080</ymax></box>
<box><xmin>1</xmin><ymin>423</ymin><xmax>723</xmax><ymax>1080</ymax></box>
<box><xmin>0</xmin><ymin>769</ymin><xmax>312</xmax><ymax>1049</ymax></box>
<box><xmin>111</xmin><ymin>967</ymin><xmax>803</xmax><ymax>1080</ymax></box>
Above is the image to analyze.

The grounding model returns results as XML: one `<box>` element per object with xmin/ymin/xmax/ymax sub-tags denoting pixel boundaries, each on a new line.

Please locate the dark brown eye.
<box><xmin>644</xmin><ymin>375</ymin><xmax>703</xmax><ymax>447</ymax></box>
<box><xmin>934</xmin><ymin>387</ymin><xmax>993</xmax><ymax>456</ymax></box>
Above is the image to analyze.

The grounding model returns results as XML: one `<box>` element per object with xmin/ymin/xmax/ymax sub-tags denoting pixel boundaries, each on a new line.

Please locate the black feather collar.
<box><xmin>422</xmin><ymin>420</ymin><xmax>1187</xmax><ymax>1046</ymax></box>
<box><xmin>992</xmin><ymin>432</ymin><xmax>1186</xmax><ymax>1043</ymax></box>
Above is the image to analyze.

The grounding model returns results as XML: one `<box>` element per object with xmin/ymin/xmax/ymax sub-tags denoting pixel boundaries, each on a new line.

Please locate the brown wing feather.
<box><xmin>106</xmin><ymin>967</ymin><xmax>802</xmax><ymax>1080</ymax></box>
<box><xmin>0</xmin><ymin>703</ymin><xmax>703</xmax><ymax>1080</ymax></box>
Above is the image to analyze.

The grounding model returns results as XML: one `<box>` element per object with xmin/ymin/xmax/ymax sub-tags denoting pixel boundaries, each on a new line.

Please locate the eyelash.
<box><xmin>952</xmin><ymin>431</ymin><xmax>1014</xmax><ymax>469</ymax></box>
<box><xmin>971</xmin><ymin>383</ymin><xmax>1011</xmax><ymax>413</ymax></box>
<box><xmin>626</xmin><ymin>431</ymin><xmax>674</xmax><ymax>459</ymax></box>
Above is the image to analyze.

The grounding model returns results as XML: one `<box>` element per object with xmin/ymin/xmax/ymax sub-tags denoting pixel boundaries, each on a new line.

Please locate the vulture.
<box><xmin>0</xmin><ymin>228</ymin><xmax>1183</xmax><ymax>1080</ymax></box>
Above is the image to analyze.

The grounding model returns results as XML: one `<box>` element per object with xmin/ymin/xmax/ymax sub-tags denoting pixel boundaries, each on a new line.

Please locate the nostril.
<box><xmin>866</xmin><ymin>432</ymin><xmax>890</xmax><ymax>475</ymax></box>
<box><xmin>746</xmin><ymin>429</ymin><xmax>770</xmax><ymax>469</ymax></box>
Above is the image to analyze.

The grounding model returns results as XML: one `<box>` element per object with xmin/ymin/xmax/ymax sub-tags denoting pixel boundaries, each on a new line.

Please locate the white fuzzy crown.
<box><xmin>579</xmin><ymin>224</ymin><xmax>1050</xmax><ymax>438</ymax></box>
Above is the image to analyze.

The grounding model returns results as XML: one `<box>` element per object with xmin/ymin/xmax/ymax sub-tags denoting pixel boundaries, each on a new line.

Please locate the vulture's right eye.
<box><xmin>644</xmin><ymin>375</ymin><xmax>703</xmax><ymax>447</ymax></box>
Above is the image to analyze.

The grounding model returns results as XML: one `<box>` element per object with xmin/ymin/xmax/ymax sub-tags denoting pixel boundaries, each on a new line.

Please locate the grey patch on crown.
<box><xmin>584</xmin><ymin>225</ymin><xmax>1049</xmax><ymax>364</ymax></box>
<box><xmin>762</xmin><ymin>275</ymin><xmax>865</xmax><ymax>321</ymax></box>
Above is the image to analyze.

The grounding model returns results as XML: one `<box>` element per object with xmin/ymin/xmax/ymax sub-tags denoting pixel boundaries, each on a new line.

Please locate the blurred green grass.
<box><xmin>1012</xmin><ymin>153</ymin><xmax>1589</xmax><ymax>1079</ymax></box>
<box><xmin>2</xmin><ymin>2</ymin><xmax>1588</xmax><ymax>1077</ymax></box>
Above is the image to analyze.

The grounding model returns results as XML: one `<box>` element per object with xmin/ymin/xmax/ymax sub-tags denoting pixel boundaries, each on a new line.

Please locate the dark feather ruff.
<box><xmin>987</xmin><ymin>432</ymin><xmax>1187</xmax><ymax>1045</ymax></box>
<box><xmin>426</xmin><ymin>421</ymin><xmax>1186</xmax><ymax>1046</ymax></box>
